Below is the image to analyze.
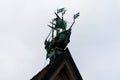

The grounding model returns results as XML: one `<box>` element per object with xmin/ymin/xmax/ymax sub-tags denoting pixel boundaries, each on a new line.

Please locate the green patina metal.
<box><xmin>44</xmin><ymin>8</ymin><xmax>79</xmax><ymax>59</ymax></box>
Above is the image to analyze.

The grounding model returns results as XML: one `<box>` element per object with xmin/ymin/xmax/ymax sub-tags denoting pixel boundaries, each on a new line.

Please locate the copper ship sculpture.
<box><xmin>44</xmin><ymin>8</ymin><xmax>79</xmax><ymax>61</ymax></box>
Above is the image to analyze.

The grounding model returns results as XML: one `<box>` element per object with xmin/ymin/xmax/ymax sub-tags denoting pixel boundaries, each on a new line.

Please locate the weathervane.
<box><xmin>44</xmin><ymin>8</ymin><xmax>79</xmax><ymax>60</ymax></box>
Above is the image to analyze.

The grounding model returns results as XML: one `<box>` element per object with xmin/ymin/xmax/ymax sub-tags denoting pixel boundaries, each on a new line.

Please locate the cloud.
<box><xmin>0</xmin><ymin>0</ymin><xmax>120</xmax><ymax>80</ymax></box>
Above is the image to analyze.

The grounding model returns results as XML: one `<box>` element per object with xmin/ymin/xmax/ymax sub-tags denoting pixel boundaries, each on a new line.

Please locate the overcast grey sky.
<box><xmin>0</xmin><ymin>0</ymin><xmax>120</xmax><ymax>80</ymax></box>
